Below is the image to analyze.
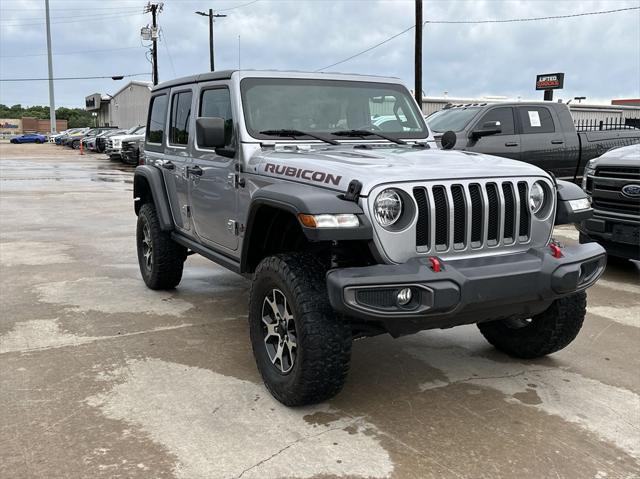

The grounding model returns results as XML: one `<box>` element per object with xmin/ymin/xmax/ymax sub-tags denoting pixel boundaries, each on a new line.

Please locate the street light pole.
<box><xmin>195</xmin><ymin>10</ymin><xmax>227</xmax><ymax>72</ymax></box>
<box><xmin>44</xmin><ymin>0</ymin><xmax>57</xmax><ymax>134</ymax></box>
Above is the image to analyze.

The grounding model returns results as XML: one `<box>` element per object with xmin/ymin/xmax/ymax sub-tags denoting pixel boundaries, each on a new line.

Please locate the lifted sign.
<box><xmin>536</xmin><ymin>73</ymin><xmax>565</xmax><ymax>90</ymax></box>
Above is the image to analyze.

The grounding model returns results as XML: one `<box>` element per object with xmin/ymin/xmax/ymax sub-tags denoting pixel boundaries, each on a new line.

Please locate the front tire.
<box><xmin>136</xmin><ymin>203</ymin><xmax>186</xmax><ymax>290</ymax></box>
<box><xmin>249</xmin><ymin>253</ymin><xmax>352</xmax><ymax>406</ymax></box>
<box><xmin>478</xmin><ymin>291</ymin><xmax>587</xmax><ymax>359</ymax></box>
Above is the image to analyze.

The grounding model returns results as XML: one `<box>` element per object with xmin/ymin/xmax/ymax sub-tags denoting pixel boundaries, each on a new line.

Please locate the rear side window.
<box><xmin>200</xmin><ymin>88</ymin><xmax>234</xmax><ymax>147</ymax></box>
<box><xmin>147</xmin><ymin>94</ymin><xmax>168</xmax><ymax>144</ymax></box>
<box><xmin>477</xmin><ymin>107</ymin><xmax>515</xmax><ymax>135</ymax></box>
<box><xmin>169</xmin><ymin>90</ymin><xmax>193</xmax><ymax>145</ymax></box>
<box><xmin>518</xmin><ymin>107</ymin><xmax>555</xmax><ymax>134</ymax></box>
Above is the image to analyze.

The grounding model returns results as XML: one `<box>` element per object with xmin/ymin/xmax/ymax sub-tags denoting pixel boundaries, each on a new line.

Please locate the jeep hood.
<box><xmin>249</xmin><ymin>146</ymin><xmax>548</xmax><ymax>195</ymax></box>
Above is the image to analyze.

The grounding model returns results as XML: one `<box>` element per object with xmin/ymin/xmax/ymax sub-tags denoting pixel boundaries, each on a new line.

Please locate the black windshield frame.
<box><xmin>240</xmin><ymin>77</ymin><xmax>429</xmax><ymax>141</ymax></box>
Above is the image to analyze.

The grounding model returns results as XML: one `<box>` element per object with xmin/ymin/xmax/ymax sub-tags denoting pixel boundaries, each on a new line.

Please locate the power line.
<box><xmin>316</xmin><ymin>25</ymin><xmax>415</xmax><ymax>72</ymax></box>
<box><xmin>159</xmin><ymin>29</ymin><xmax>177</xmax><ymax>77</ymax></box>
<box><xmin>0</xmin><ymin>6</ymin><xmax>143</xmax><ymax>12</ymax></box>
<box><xmin>425</xmin><ymin>6</ymin><xmax>640</xmax><ymax>24</ymax></box>
<box><xmin>0</xmin><ymin>73</ymin><xmax>150</xmax><ymax>82</ymax></box>
<box><xmin>316</xmin><ymin>6</ymin><xmax>640</xmax><ymax>71</ymax></box>
<box><xmin>1</xmin><ymin>11</ymin><xmax>145</xmax><ymax>27</ymax></box>
<box><xmin>0</xmin><ymin>46</ymin><xmax>144</xmax><ymax>59</ymax></box>
<box><xmin>218</xmin><ymin>0</ymin><xmax>261</xmax><ymax>12</ymax></box>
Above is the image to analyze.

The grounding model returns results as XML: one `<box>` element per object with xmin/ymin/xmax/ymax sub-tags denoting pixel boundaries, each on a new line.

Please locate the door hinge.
<box><xmin>183</xmin><ymin>205</ymin><xmax>191</xmax><ymax>217</ymax></box>
<box><xmin>227</xmin><ymin>173</ymin><xmax>246</xmax><ymax>189</ymax></box>
<box><xmin>227</xmin><ymin>219</ymin><xmax>238</xmax><ymax>235</ymax></box>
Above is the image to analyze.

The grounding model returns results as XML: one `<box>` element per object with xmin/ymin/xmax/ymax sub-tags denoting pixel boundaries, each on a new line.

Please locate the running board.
<box><xmin>171</xmin><ymin>233</ymin><xmax>242</xmax><ymax>275</ymax></box>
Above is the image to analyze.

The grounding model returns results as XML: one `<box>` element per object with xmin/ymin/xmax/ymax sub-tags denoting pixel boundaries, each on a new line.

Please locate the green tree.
<box><xmin>0</xmin><ymin>104</ymin><xmax>93</xmax><ymax>128</ymax></box>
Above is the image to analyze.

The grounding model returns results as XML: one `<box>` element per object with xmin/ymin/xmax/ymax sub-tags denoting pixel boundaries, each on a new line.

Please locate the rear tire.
<box><xmin>249</xmin><ymin>253</ymin><xmax>352</xmax><ymax>406</ymax></box>
<box><xmin>136</xmin><ymin>203</ymin><xmax>186</xmax><ymax>290</ymax></box>
<box><xmin>477</xmin><ymin>292</ymin><xmax>587</xmax><ymax>359</ymax></box>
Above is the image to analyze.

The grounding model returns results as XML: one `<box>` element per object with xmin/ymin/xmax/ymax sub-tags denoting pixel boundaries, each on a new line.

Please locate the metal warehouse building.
<box><xmin>85</xmin><ymin>81</ymin><xmax>151</xmax><ymax>129</ymax></box>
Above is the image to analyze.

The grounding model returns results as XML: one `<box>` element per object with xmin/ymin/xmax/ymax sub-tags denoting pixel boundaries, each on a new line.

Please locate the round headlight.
<box><xmin>374</xmin><ymin>189</ymin><xmax>403</xmax><ymax>227</ymax></box>
<box><xmin>529</xmin><ymin>181</ymin><xmax>545</xmax><ymax>214</ymax></box>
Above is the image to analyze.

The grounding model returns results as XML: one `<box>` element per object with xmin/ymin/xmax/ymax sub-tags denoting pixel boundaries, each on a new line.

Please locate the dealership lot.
<box><xmin>0</xmin><ymin>144</ymin><xmax>639</xmax><ymax>479</ymax></box>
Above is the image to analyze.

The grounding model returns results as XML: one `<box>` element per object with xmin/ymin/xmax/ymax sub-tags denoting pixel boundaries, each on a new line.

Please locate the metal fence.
<box><xmin>574</xmin><ymin>117</ymin><xmax>640</xmax><ymax>131</ymax></box>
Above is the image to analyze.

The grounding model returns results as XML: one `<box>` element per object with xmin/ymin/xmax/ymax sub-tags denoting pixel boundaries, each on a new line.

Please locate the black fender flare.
<box><xmin>133</xmin><ymin>165</ymin><xmax>174</xmax><ymax>231</ymax></box>
<box><xmin>240</xmin><ymin>183</ymin><xmax>373</xmax><ymax>271</ymax></box>
<box><xmin>555</xmin><ymin>179</ymin><xmax>593</xmax><ymax>225</ymax></box>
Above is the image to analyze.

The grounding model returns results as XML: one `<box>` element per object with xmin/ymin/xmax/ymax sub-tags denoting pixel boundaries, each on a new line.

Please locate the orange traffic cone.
<box><xmin>79</xmin><ymin>140</ymin><xmax>84</xmax><ymax>155</ymax></box>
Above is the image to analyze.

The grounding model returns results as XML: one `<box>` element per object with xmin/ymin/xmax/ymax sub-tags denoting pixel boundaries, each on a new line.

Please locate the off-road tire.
<box><xmin>478</xmin><ymin>291</ymin><xmax>587</xmax><ymax>359</ymax></box>
<box><xmin>136</xmin><ymin>203</ymin><xmax>186</xmax><ymax>290</ymax></box>
<box><xmin>249</xmin><ymin>253</ymin><xmax>352</xmax><ymax>406</ymax></box>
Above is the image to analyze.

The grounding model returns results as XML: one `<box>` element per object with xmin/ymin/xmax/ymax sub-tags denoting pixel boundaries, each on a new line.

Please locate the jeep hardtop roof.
<box><xmin>151</xmin><ymin>69</ymin><xmax>404</xmax><ymax>93</ymax></box>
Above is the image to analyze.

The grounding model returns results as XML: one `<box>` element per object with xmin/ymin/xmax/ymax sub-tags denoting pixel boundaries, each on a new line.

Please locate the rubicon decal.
<box><xmin>265</xmin><ymin>163</ymin><xmax>342</xmax><ymax>186</ymax></box>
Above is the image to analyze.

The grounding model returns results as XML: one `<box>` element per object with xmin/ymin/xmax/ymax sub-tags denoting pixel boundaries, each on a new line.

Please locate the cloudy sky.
<box><xmin>1</xmin><ymin>0</ymin><xmax>638</xmax><ymax>108</ymax></box>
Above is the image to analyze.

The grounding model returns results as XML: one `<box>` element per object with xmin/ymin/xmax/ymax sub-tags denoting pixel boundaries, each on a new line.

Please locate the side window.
<box><xmin>199</xmin><ymin>88</ymin><xmax>234</xmax><ymax>147</ymax></box>
<box><xmin>518</xmin><ymin>107</ymin><xmax>555</xmax><ymax>134</ymax></box>
<box><xmin>477</xmin><ymin>107</ymin><xmax>515</xmax><ymax>135</ymax></box>
<box><xmin>147</xmin><ymin>94</ymin><xmax>168</xmax><ymax>144</ymax></box>
<box><xmin>169</xmin><ymin>90</ymin><xmax>193</xmax><ymax>146</ymax></box>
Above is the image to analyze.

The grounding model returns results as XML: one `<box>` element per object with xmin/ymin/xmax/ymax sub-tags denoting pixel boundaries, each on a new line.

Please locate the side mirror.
<box><xmin>470</xmin><ymin>120</ymin><xmax>502</xmax><ymax>140</ymax></box>
<box><xmin>196</xmin><ymin>117</ymin><xmax>226</xmax><ymax>149</ymax></box>
<box><xmin>440</xmin><ymin>130</ymin><xmax>457</xmax><ymax>150</ymax></box>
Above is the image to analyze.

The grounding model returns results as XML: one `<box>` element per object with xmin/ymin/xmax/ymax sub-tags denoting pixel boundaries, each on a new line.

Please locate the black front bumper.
<box><xmin>578</xmin><ymin>215</ymin><xmax>640</xmax><ymax>260</ymax></box>
<box><xmin>327</xmin><ymin>243</ymin><xmax>606</xmax><ymax>336</ymax></box>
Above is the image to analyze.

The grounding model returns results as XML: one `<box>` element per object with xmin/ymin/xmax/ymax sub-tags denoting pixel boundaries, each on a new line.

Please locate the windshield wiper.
<box><xmin>331</xmin><ymin>129</ymin><xmax>407</xmax><ymax>145</ymax></box>
<box><xmin>259</xmin><ymin>129</ymin><xmax>340</xmax><ymax>145</ymax></box>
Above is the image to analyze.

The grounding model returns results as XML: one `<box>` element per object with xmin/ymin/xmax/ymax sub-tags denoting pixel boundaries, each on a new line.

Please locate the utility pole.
<box><xmin>143</xmin><ymin>3</ymin><xmax>162</xmax><ymax>85</ymax></box>
<box><xmin>151</xmin><ymin>3</ymin><xmax>159</xmax><ymax>85</ymax></box>
<box><xmin>44</xmin><ymin>0</ymin><xmax>56</xmax><ymax>134</ymax></box>
<box><xmin>208</xmin><ymin>9</ymin><xmax>214</xmax><ymax>71</ymax></box>
<box><xmin>195</xmin><ymin>10</ymin><xmax>227</xmax><ymax>71</ymax></box>
<box><xmin>414</xmin><ymin>0</ymin><xmax>423</xmax><ymax>110</ymax></box>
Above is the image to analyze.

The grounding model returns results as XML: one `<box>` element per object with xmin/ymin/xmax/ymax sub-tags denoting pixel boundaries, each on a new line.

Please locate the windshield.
<box><xmin>240</xmin><ymin>78</ymin><xmax>428</xmax><ymax>140</ymax></box>
<box><xmin>426</xmin><ymin>107</ymin><xmax>483</xmax><ymax>132</ymax></box>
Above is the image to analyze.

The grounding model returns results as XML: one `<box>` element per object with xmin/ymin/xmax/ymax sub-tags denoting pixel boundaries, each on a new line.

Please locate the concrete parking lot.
<box><xmin>1</xmin><ymin>143</ymin><xmax>639</xmax><ymax>479</ymax></box>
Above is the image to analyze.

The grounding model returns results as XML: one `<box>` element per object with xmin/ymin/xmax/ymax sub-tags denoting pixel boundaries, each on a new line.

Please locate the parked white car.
<box><xmin>105</xmin><ymin>125</ymin><xmax>145</xmax><ymax>159</ymax></box>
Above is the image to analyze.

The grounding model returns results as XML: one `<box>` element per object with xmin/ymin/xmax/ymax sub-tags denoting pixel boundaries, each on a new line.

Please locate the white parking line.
<box><xmin>406</xmin><ymin>344</ymin><xmax>640</xmax><ymax>461</ymax></box>
<box><xmin>588</xmin><ymin>306</ymin><xmax>640</xmax><ymax>328</ymax></box>
<box><xmin>87</xmin><ymin>359</ymin><xmax>394</xmax><ymax>479</ymax></box>
<box><xmin>596</xmin><ymin>279</ymin><xmax>640</xmax><ymax>295</ymax></box>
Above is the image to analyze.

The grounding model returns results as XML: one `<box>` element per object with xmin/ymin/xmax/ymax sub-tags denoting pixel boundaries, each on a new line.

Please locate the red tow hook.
<box><xmin>549</xmin><ymin>242</ymin><xmax>563</xmax><ymax>259</ymax></box>
<box><xmin>428</xmin><ymin>257</ymin><xmax>442</xmax><ymax>272</ymax></box>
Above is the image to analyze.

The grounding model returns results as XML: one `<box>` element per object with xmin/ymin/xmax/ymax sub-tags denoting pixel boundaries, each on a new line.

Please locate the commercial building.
<box><xmin>85</xmin><ymin>81</ymin><xmax>152</xmax><ymax>129</ymax></box>
<box><xmin>0</xmin><ymin>117</ymin><xmax>67</xmax><ymax>137</ymax></box>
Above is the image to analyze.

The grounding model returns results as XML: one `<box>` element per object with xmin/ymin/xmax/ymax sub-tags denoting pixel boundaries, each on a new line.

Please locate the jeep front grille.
<box><xmin>413</xmin><ymin>180</ymin><xmax>531</xmax><ymax>253</ymax></box>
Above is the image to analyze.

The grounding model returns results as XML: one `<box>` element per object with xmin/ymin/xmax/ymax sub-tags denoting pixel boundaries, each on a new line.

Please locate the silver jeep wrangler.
<box><xmin>134</xmin><ymin>70</ymin><xmax>606</xmax><ymax>406</ymax></box>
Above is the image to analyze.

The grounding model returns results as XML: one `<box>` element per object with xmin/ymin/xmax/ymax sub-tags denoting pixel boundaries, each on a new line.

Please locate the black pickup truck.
<box><xmin>426</xmin><ymin>102</ymin><xmax>640</xmax><ymax>182</ymax></box>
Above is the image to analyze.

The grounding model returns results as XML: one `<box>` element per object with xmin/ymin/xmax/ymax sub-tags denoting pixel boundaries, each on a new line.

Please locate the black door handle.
<box><xmin>162</xmin><ymin>161</ymin><xmax>175</xmax><ymax>170</ymax></box>
<box><xmin>505</xmin><ymin>142</ymin><xmax>518</xmax><ymax>147</ymax></box>
<box><xmin>551</xmin><ymin>140</ymin><xmax>564</xmax><ymax>145</ymax></box>
<box><xmin>187</xmin><ymin>165</ymin><xmax>203</xmax><ymax>176</ymax></box>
